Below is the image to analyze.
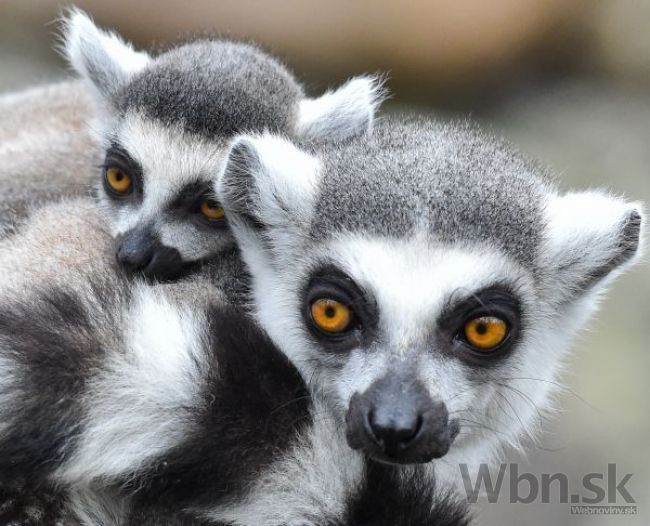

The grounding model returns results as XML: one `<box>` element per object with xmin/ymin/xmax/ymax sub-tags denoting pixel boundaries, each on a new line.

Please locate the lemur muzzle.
<box><xmin>345</xmin><ymin>374</ymin><xmax>455</xmax><ymax>465</ymax></box>
<box><xmin>116</xmin><ymin>228</ymin><xmax>185</xmax><ymax>282</ymax></box>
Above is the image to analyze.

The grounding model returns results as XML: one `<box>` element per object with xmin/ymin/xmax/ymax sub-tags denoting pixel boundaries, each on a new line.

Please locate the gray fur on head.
<box><xmin>309</xmin><ymin>117</ymin><xmax>547</xmax><ymax>266</ymax></box>
<box><xmin>117</xmin><ymin>40</ymin><xmax>301</xmax><ymax>138</ymax></box>
<box><xmin>62</xmin><ymin>9</ymin><xmax>385</xmax><ymax>141</ymax></box>
<box><xmin>60</xmin><ymin>9</ymin><xmax>386</xmax><ymax>280</ymax></box>
<box><xmin>218</xmin><ymin>114</ymin><xmax>643</xmax><ymax>485</ymax></box>
<box><xmin>220</xmin><ymin>113</ymin><xmax>643</xmax><ymax>304</ymax></box>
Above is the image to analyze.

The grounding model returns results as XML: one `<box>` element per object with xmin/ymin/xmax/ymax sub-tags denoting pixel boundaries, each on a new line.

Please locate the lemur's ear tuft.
<box><xmin>60</xmin><ymin>8</ymin><xmax>150</xmax><ymax>98</ymax></box>
<box><xmin>543</xmin><ymin>191</ymin><xmax>644</xmax><ymax>300</ymax></box>
<box><xmin>218</xmin><ymin>134</ymin><xmax>320</xmax><ymax>233</ymax></box>
<box><xmin>297</xmin><ymin>75</ymin><xmax>387</xmax><ymax>142</ymax></box>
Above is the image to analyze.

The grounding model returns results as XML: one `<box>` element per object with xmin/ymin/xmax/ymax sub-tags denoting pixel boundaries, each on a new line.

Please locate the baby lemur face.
<box><xmin>63</xmin><ymin>10</ymin><xmax>383</xmax><ymax>281</ymax></box>
<box><xmin>98</xmin><ymin>116</ymin><xmax>232</xmax><ymax>280</ymax></box>
<box><xmin>219</xmin><ymin>116</ymin><xmax>643</xmax><ymax>468</ymax></box>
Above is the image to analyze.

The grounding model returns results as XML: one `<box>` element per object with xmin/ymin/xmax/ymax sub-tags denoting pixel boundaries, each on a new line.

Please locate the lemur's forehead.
<box><xmin>310</xmin><ymin>117</ymin><xmax>552</xmax><ymax>268</ymax></box>
<box><xmin>321</xmin><ymin>234</ymin><xmax>533</xmax><ymax>333</ymax></box>
<box><xmin>115</xmin><ymin>40</ymin><xmax>303</xmax><ymax>139</ymax></box>
<box><xmin>116</xmin><ymin>112</ymin><xmax>227</xmax><ymax>191</ymax></box>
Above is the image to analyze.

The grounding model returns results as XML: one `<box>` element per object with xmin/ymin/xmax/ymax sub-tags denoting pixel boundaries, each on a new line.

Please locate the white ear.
<box><xmin>296</xmin><ymin>75</ymin><xmax>386</xmax><ymax>142</ymax></box>
<box><xmin>217</xmin><ymin>134</ymin><xmax>320</xmax><ymax>234</ymax></box>
<box><xmin>543</xmin><ymin>191</ymin><xmax>643</xmax><ymax>299</ymax></box>
<box><xmin>61</xmin><ymin>9</ymin><xmax>150</xmax><ymax>98</ymax></box>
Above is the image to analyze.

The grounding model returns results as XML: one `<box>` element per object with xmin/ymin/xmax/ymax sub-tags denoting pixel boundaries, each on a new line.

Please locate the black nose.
<box><xmin>115</xmin><ymin>229</ymin><xmax>186</xmax><ymax>281</ymax></box>
<box><xmin>346</xmin><ymin>375</ymin><xmax>454</xmax><ymax>464</ymax></box>
<box><xmin>116</xmin><ymin>232</ymin><xmax>155</xmax><ymax>272</ymax></box>
<box><xmin>368</xmin><ymin>407</ymin><xmax>423</xmax><ymax>456</ymax></box>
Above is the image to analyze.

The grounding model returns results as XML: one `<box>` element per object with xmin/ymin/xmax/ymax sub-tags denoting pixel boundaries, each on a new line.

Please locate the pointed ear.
<box><xmin>296</xmin><ymin>75</ymin><xmax>386</xmax><ymax>142</ymax></box>
<box><xmin>60</xmin><ymin>9</ymin><xmax>150</xmax><ymax>99</ymax></box>
<box><xmin>217</xmin><ymin>134</ymin><xmax>321</xmax><ymax>238</ymax></box>
<box><xmin>542</xmin><ymin>191</ymin><xmax>643</xmax><ymax>299</ymax></box>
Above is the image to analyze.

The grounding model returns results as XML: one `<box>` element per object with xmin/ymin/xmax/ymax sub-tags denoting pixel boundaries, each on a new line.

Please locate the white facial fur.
<box><xmin>218</xmin><ymin>132</ymin><xmax>643</xmax><ymax>485</ymax></box>
<box><xmin>96</xmin><ymin>112</ymin><xmax>231</xmax><ymax>261</ymax></box>
<box><xmin>240</xmin><ymin>230</ymin><xmax>550</xmax><ymax>484</ymax></box>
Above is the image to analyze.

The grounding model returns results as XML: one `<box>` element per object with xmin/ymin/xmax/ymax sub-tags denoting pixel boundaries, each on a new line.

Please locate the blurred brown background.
<box><xmin>0</xmin><ymin>1</ymin><xmax>648</xmax><ymax>524</ymax></box>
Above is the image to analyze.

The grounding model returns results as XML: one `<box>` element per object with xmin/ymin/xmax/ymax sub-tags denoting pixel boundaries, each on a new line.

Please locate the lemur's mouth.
<box><xmin>115</xmin><ymin>232</ymin><xmax>195</xmax><ymax>283</ymax></box>
<box><xmin>355</xmin><ymin>419</ymin><xmax>460</xmax><ymax>466</ymax></box>
<box><xmin>345</xmin><ymin>377</ymin><xmax>459</xmax><ymax>465</ymax></box>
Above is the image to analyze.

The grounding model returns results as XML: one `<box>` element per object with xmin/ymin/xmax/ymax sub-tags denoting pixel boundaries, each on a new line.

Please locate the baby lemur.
<box><xmin>60</xmin><ymin>10</ymin><xmax>384</xmax><ymax>281</ymax></box>
<box><xmin>0</xmin><ymin>115</ymin><xmax>642</xmax><ymax>524</ymax></box>
<box><xmin>0</xmin><ymin>9</ymin><xmax>383</xmax><ymax>276</ymax></box>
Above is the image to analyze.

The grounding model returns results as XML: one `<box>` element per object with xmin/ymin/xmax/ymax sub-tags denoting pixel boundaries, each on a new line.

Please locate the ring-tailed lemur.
<box><xmin>0</xmin><ymin>116</ymin><xmax>642</xmax><ymax>523</ymax></box>
<box><xmin>56</xmin><ymin>10</ymin><xmax>384</xmax><ymax>281</ymax></box>
<box><xmin>0</xmin><ymin>198</ymin><xmax>471</xmax><ymax>526</ymax></box>
<box><xmin>216</xmin><ymin>115</ymin><xmax>644</xmax><ymax>485</ymax></box>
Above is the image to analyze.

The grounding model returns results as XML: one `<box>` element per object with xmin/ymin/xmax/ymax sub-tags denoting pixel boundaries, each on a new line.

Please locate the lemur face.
<box><xmin>98</xmin><ymin>114</ymin><xmax>231</xmax><ymax>281</ymax></box>
<box><xmin>219</xmin><ymin>117</ymin><xmax>643</xmax><ymax>467</ymax></box>
<box><xmin>63</xmin><ymin>10</ymin><xmax>383</xmax><ymax>281</ymax></box>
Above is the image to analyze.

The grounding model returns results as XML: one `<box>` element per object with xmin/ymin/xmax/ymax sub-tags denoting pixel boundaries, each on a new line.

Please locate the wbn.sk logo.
<box><xmin>460</xmin><ymin>464</ymin><xmax>637</xmax><ymax>515</ymax></box>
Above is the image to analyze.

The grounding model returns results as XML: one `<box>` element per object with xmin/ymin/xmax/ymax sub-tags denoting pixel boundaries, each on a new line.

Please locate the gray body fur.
<box><xmin>0</xmin><ymin>80</ymin><xmax>99</xmax><ymax>235</ymax></box>
<box><xmin>309</xmin><ymin>117</ymin><xmax>546</xmax><ymax>265</ymax></box>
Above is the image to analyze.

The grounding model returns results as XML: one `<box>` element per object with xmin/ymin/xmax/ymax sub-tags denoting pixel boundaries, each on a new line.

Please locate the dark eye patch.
<box><xmin>102</xmin><ymin>142</ymin><xmax>144</xmax><ymax>201</ymax></box>
<box><xmin>437</xmin><ymin>285</ymin><xmax>522</xmax><ymax>363</ymax></box>
<box><xmin>169</xmin><ymin>181</ymin><xmax>227</xmax><ymax>230</ymax></box>
<box><xmin>302</xmin><ymin>265</ymin><xmax>378</xmax><ymax>352</ymax></box>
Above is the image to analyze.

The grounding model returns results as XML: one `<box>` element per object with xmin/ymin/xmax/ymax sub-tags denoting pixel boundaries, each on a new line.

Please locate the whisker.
<box><xmin>490</xmin><ymin>376</ymin><xmax>599</xmax><ymax>412</ymax></box>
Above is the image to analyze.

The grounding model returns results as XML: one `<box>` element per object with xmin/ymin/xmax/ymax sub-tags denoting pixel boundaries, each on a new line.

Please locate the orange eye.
<box><xmin>463</xmin><ymin>316</ymin><xmax>508</xmax><ymax>351</ymax></box>
<box><xmin>200</xmin><ymin>200</ymin><xmax>225</xmax><ymax>221</ymax></box>
<box><xmin>310</xmin><ymin>298</ymin><xmax>352</xmax><ymax>334</ymax></box>
<box><xmin>105</xmin><ymin>167</ymin><xmax>132</xmax><ymax>194</ymax></box>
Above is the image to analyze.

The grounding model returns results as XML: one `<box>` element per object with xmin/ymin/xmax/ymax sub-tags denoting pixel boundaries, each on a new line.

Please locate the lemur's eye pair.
<box><xmin>105</xmin><ymin>167</ymin><xmax>132</xmax><ymax>195</ymax></box>
<box><xmin>306</xmin><ymin>274</ymin><xmax>518</xmax><ymax>358</ymax></box>
<box><xmin>309</xmin><ymin>304</ymin><xmax>511</xmax><ymax>350</ymax></box>
<box><xmin>310</xmin><ymin>303</ymin><xmax>508</xmax><ymax>344</ymax></box>
<box><xmin>200</xmin><ymin>200</ymin><xmax>225</xmax><ymax>221</ymax></box>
